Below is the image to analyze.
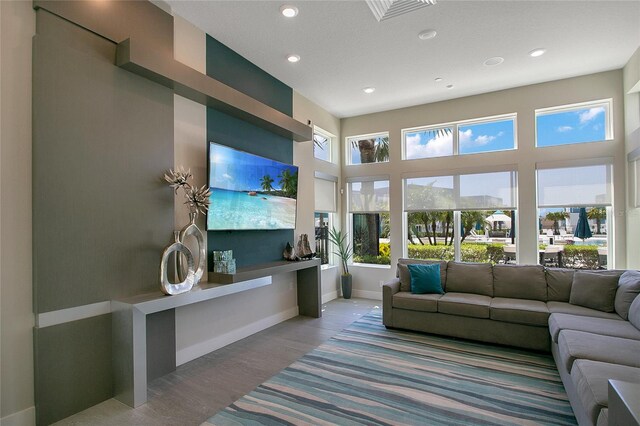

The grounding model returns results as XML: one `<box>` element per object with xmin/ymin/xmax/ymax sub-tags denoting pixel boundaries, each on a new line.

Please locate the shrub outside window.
<box><xmin>536</xmin><ymin>100</ymin><xmax>612</xmax><ymax>147</ymax></box>
<box><xmin>347</xmin><ymin>133</ymin><xmax>389</xmax><ymax>165</ymax></box>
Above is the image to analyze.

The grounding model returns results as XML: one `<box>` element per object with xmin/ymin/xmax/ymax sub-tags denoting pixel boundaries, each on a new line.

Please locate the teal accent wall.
<box><xmin>206</xmin><ymin>35</ymin><xmax>292</xmax><ymax>116</ymax></box>
<box><xmin>206</xmin><ymin>36</ymin><xmax>295</xmax><ymax>268</ymax></box>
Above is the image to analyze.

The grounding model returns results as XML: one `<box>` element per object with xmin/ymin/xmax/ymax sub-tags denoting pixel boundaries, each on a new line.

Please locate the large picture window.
<box><xmin>536</xmin><ymin>100</ymin><xmax>612</xmax><ymax>147</ymax></box>
<box><xmin>347</xmin><ymin>133</ymin><xmax>389</xmax><ymax>165</ymax></box>
<box><xmin>404</xmin><ymin>171</ymin><xmax>518</xmax><ymax>264</ymax></box>
<box><xmin>348</xmin><ymin>178</ymin><xmax>390</xmax><ymax>265</ymax></box>
<box><xmin>536</xmin><ymin>163</ymin><xmax>612</xmax><ymax>269</ymax></box>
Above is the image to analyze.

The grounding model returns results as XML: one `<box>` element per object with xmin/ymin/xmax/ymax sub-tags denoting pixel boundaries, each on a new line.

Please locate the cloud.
<box><xmin>460</xmin><ymin>129</ymin><xmax>500</xmax><ymax>148</ymax></box>
<box><xmin>557</xmin><ymin>126</ymin><xmax>573</xmax><ymax>132</ymax></box>
<box><xmin>579</xmin><ymin>107</ymin><xmax>605</xmax><ymax>124</ymax></box>
<box><xmin>406</xmin><ymin>131</ymin><xmax>453</xmax><ymax>159</ymax></box>
<box><xmin>222</xmin><ymin>173</ymin><xmax>233</xmax><ymax>181</ymax></box>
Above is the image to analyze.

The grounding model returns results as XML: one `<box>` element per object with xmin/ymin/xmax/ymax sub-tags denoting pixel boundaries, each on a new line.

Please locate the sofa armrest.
<box><xmin>382</xmin><ymin>278</ymin><xmax>401</xmax><ymax>326</ymax></box>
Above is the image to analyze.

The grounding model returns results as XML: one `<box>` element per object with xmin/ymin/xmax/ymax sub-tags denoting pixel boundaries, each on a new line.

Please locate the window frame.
<box><xmin>313</xmin><ymin>126</ymin><xmax>335</xmax><ymax>164</ymax></box>
<box><xmin>345</xmin><ymin>132</ymin><xmax>390</xmax><ymax>166</ymax></box>
<box><xmin>534</xmin><ymin>99</ymin><xmax>613</xmax><ymax>148</ymax></box>
<box><xmin>401</xmin><ymin>113</ymin><xmax>517</xmax><ymax>161</ymax></box>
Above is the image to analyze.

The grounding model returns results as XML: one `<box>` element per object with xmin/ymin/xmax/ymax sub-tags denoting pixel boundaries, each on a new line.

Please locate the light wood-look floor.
<box><xmin>54</xmin><ymin>298</ymin><xmax>380</xmax><ymax>426</ymax></box>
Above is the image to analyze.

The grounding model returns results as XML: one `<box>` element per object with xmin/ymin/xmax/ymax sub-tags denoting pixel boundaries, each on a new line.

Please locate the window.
<box><xmin>458</xmin><ymin>117</ymin><xmax>515</xmax><ymax>155</ymax></box>
<box><xmin>536</xmin><ymin>100</ymin><xmax>612</xmax><ymax>147</ymax></box>
<box><xmin>536</xmin><ymin>163</ymin><xmax>612</xmax><ymax>269</ymax></box>
<box><xmin>347</xmin><ymin>133</ymin><xmax>389</xmax><ymax>165</ymax></box>
<box><xmin>404</xmin><ymin>171</ymin><xmax>518</xmax><ymax>264</ymax></box>
<box><xmin>314</xmin><ymin>212</ymin><xmax>332</xmax><ymax>265</ymax></box>
<box><xmin>313</xmin><ymin>128</ymin><xmax>332</xmax><ymax>162</ymax></box>
<box><xmin>404</xmin><ymin>126</ymin><xmax>453</xmax><ymax>159</ymax></box>
<box><xmin>314</xmin><ymin>173</ymin><xmax>338</xmax><ymax>266</ymax></box>
<box><xmin>403</xmin><ymin>115</ymin><xmax>516</xmax><ymax>160</ymax></box>
<box><xmin>348</xmin><ymin>178</ymin><xmax>390</xmax><ymax>265</ymax></box>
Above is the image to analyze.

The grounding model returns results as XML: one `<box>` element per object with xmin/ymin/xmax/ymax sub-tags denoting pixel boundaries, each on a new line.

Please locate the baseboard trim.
<box><xmin>322</xmin><ymin>291</ymin><xmax>338</xmax><ymax>304</ymax></box>
<box><xmin>176</xmin><ymin>306</ymin><xmax>300</xmax><ymax>366</ymax></box>
<box><xmin>352</xmin><ymin>289</ymin><xmax>382</xmax><ymax>301</ymax></box>
<box><xmin>0</xmin><ymin>406</ymin><xmax>36</xmax><ymax>426</ymax></box>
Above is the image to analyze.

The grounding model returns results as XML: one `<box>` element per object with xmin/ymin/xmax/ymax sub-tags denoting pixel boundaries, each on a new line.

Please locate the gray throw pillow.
<box><xmin>493</xmin><ymin>264</ymin><xmax>546</xmax><ymax>301</ymax></box>
<box><xmin>446</xmin><ymin>262</ymin><xmax>493</xmax><ymax>296</ymax></box>
<box><xmin>629</xmin><ymin>296</ymin><xmax>640</xmax><ymax>331</ymax></box>
<box><xmin>569</xmin><ymin>271</ymin><xmax>621</xmax><ymax>313</ymax></box>
<box><xmin>397</xmin><ymin>259</ymin><xmax>447</xmax><ymax>292</ymax></box>
<box><xmin>545</xmin><ymin>268</ymin><xmax>575</xmax><ymax>302</ymax></box>
<box><xmin>615</xmin><ymin>270</ymin><xmax>640</xmax><ymax>320</ymax></box>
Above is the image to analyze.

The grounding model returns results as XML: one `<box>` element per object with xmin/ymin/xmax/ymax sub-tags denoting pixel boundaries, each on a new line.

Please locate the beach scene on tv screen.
<box><xmin>207</xmin><ymin>143</ymin><xmax>298</xmax><ymax>230</ymax></box>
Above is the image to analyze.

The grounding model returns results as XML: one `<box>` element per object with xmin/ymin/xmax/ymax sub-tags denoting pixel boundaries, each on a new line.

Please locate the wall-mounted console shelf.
<box><xmin>112</xmin><ymin>258</ymin><xmax>321</xmax><ymax>408</ymax></box>
<box><xmin>116</xmin><ymin>38</ymin><xmax>313</xmax><ymax>142</ymax></box>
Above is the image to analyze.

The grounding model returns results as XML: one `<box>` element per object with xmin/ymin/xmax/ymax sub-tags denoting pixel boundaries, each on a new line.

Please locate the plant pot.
<box><xmin>341</xmin><ymin>274</ymin><xmax>352</xmax><ymax>299</ymax></box>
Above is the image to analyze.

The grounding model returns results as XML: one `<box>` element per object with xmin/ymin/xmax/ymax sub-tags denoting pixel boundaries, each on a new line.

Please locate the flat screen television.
<box><xmin>207</xmin><ymin>142</ymin><xmax>298</xmax><ymax>231</ymax></box>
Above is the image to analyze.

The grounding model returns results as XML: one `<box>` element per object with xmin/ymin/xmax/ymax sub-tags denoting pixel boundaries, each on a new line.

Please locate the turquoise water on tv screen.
<box><xmin>207</xmin><ymin>188</ymin><xmax>296</xmax><ymax>231</ymax></box>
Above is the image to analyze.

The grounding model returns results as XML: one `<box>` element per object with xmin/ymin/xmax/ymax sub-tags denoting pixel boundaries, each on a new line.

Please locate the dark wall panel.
<box><xmin>33</xmin><ymin>11</ymin><xmax>174</xmax><ymax>314</ymax></box>
<box><xmin>206</xmin><ymin>34</ymin><xmax>295</xmax><ymax>267</ymax></box>
<box><xmin>206</xmin><ymin>35</ymin><xmax>293</xmax><ymax>117</ymax></box>
<box><xmin>34</xmin><ymin>315</ymin><xmax>112</xmax><ymax>426</ymax></box>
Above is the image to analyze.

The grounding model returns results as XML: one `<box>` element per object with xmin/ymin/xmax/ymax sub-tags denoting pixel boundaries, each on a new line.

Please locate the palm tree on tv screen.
<box><xmin>278</xmin><ymin>169</ymin><xmax>298</xmax><ymax>198</ymax></box>
<box><xmin>260</xmin><ymin>174</ymin><xmax>274</xmax><ymax>193</ymax></box>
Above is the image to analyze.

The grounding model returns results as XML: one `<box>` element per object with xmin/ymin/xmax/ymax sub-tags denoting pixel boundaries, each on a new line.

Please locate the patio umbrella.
<box><xmin>574</xmin><ymin>207</ymin><xmax>592</xmax><ymax>240</ymax></box>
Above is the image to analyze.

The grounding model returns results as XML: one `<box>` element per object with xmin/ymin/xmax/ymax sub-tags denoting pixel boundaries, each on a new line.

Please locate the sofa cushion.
<box><xmin>571</xmin><ymin>360</ymin><xmax>640</xmax><ymax>426</ymax></box>
<box><xmin>408</xmin><ymin>263</ymin><xmax>444</xmax><ymax>294</ymax></box>
<box><xmin>489</xmin><ymin>298</ymin><xmax>549</xmax><ymax>326</ymax></box>
<box><xmin>548</xmin><ymin>313</ymin><xmax>640</xmax><ymax>343</ymax></box>
<box><xmin>569</xmin><ymin>270</ymin><xmax>622</xmax><ymax>312</ymax></box>
<box><xmin>545</xmin><ymin>268</ymin><xmax>574</xmax><ymax>302</ymax></box>
<box><xmin>557</xmin><ymin>330</ymin><xmax>640</xmax><ymax>373</ymax></box>
<box><xmin>615</xmin><ymin>270</ymin><xmax>640</xmax><ymax>320</ymax></box>
<box><xmin>392</xmin><ymin>292</ymin><xmax>442</xmax><ymax>312</ymax></box>
<box><xmin>546</xmin><ymin>301</ymin><xmax>623</xmax><ymax>320</ymax></box>
<box><xmin>397</xmin><ymin>259</ymin><xmax>448</xmax><ymax>293</ymax></box>
<box><xmin>629</xmin><ymin>295</ymin><xmax>640</xmax><ymax>331</ymax></box>
<box><xmin>438</xmin><ymin>293</ymin><xmax>491</xmax><ymax>319</ymax></box>
<box><xmin>445</xmin><ymin>262</ymin><xmax>493</xmax><ymax>296</ymax></box>
<box><xmin>493</xmin><ymin>264</ymin><xmax>547</xmax><ymax>301</ymax></box>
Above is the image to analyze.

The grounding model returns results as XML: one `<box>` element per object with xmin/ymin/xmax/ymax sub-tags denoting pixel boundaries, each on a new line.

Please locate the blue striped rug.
<box><xmin>203</xmin><ymin>311</ymin><xmax>576</xmax><ymax>425</ymax></box>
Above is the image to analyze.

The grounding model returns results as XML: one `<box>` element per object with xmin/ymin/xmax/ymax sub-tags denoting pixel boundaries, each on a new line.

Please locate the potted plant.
<box><xmin>328</xmin><ymin>227</ymin><xmax>353</xmax><ymax>299</ymax></box>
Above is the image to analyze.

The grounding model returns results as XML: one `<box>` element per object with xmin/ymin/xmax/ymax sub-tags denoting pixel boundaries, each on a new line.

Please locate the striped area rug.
<box><xmin>203</xmin><ymin>311</ymin><xmax>576</xmax><ymax>425</ymax></box>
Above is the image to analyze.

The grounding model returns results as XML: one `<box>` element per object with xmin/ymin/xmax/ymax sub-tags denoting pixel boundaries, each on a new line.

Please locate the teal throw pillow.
<box><xmin>408</xmin><ymin>263</ymin><xmax>444</xmax><ymax>295</ymax></box>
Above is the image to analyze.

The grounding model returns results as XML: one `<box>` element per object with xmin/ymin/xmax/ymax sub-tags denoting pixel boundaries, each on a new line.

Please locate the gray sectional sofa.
<box><xmin>382</xmin><ymin>259</ymin><xmax>640</xmax><ymax>426</ymax></box>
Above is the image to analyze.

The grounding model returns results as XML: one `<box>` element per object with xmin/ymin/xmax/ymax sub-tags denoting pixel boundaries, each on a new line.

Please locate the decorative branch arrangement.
<box><xmin>164</xmin><ymin>167</ymin><xmax>212</xmax><ymax>215</ymax></box>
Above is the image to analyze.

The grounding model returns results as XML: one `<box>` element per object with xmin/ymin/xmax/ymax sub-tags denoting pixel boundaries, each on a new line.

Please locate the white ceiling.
<box><xmin>166</xmin><ymin>0</ymin><xmax>640</xmax><ymax>118</ymax></box>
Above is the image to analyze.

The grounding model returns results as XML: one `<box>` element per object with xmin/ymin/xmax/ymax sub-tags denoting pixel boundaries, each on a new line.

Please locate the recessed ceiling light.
<box><xmin>483</xmin><ymin>56</ymin><xmax>504</xmax><ymax>66</ymax></box>
<box><xmin>529</xmin><ymin>48</ymin><xmax>546</xmax><ymax>57</ymax></box>
<box><xmin>280</xmin><ymin>5</ymin><xmax>298</xmax><ymax>17</ymax></box>
<box><xmin>363</xmin><ymin>87</ymin><xmax>376</xmax><ymax>94</ymax></box>
<box><xmin>418</xmin><ymin>29</ymin><xmax>437</xmax><ymax>40</ymax></box>
<box><xmin>446</xmin><ymin>84</ymin><xmax>454</xmax><ymax>89</ymax></box>
<box><xmin>434</xmin><ymin>77</ymin><xmax>443</xmax><ymax>82</ymax></box>
<box><xmin>287</xmin><ymin>54</ymin><xmax>300</xmax><ymax>63</ymax></box>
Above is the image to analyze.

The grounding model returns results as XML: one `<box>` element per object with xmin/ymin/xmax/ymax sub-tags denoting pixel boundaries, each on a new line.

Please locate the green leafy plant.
<box><xmin>562</xmin><ymin>245</ymin><xmax>600</xmax><ymax>269</ymax></box>
<box><xmin>328</xmin><ymin>227</ymin><xmax>352</xmax><ymax>275</ymax></box>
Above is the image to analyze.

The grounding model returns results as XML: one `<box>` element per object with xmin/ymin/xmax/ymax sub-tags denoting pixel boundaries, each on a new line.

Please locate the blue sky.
<box><xmin>537</xmin><ymin>106</ymin><xmax>606</xmax><ymax>147</ymax></box>
<box><xmin>209</xmin><ymin>143</ymin><xmax>297</xmax><ymax>192</ymax></box>
<box><xmin>404</xmin><ymin>119</ymin><xmax>515</xmax><ymax>159</ymax></box>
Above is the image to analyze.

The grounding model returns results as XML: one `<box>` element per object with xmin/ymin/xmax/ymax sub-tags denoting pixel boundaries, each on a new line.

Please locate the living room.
<box><xmin>1</xmin><ymin>1</ymin><xmax>640</xmax><ymax>425</ymax></box>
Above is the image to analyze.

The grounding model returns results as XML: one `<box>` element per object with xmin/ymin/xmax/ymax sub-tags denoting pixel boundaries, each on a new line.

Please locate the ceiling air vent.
<box><xmin>365</xmin><ymin>0</ymin><xmax>437</xmax><ymax>22</ymax></box>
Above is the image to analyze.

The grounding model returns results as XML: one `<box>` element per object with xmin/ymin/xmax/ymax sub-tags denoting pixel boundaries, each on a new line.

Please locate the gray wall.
<box><xmin>32</xmin><ymin>8</ymin><xmax>174</xmax><ymax>424</ymax></box>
